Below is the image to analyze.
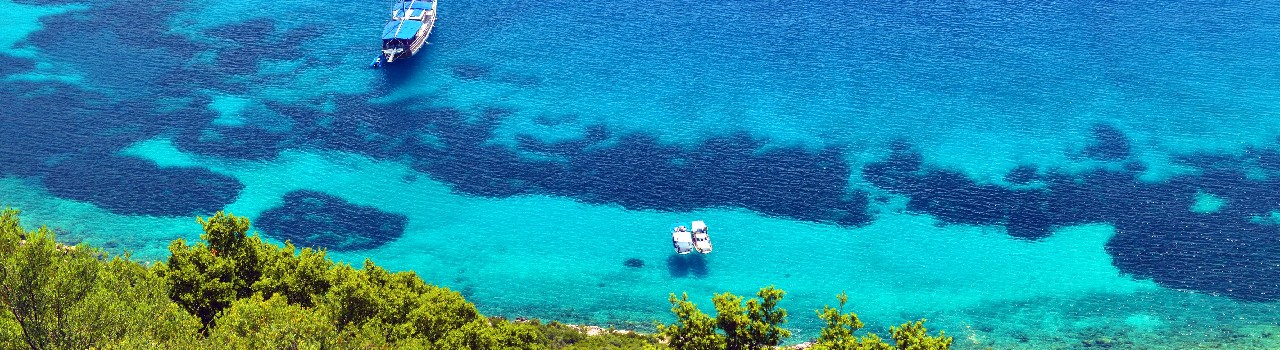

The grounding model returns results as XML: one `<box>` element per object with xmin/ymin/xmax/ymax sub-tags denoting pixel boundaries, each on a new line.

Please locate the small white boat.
<box><xmin>672</xmin><ymin>225</ymin><xmax>694</xmax><ymax>255</ymax></box>
<box><xmin>691</xmin><ymin>220</ymin><xmax>712</xmax><ymax>254</ymax></box>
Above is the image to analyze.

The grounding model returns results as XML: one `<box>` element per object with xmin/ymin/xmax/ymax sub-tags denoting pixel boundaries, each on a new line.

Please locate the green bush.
<box><xmin>0</xmin><ymin>208</ymin><xmax>201</xmax><ymax>350</ymax></box>
<box><xmin>660</xmin><ymin>289</ymin><xmax>952</xmax><ymax>350</ymax></box>
<box><xmin>807</xmin><ymin>292</ymin><xmax>951</xmax><ymax>350</ymax></box>
<box><xmin>658</xmin><ymin>293</ymin><xmax>724</xmax><ymax>350</ymax></box>
<box><xmin>434</xmin><ymin>317</ymin><xmax>547</xmax><ymax>349</ymax></box>
<box><xmin>713</xmin><ymin>285</ymin><xmax>791</xmax><ymax>350</ymax></box>
<box><xmin>205</xmin><ymin>294</ymin><xmax>338</xmax><ymax>350</ymax></box>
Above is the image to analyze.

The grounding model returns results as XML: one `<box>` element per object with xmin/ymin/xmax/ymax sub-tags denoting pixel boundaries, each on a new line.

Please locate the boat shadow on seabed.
<box><xmin>378</xmin><ymin>53</ymin><xmax>429</xmax><ymax>88</ymax></box>
<box><xmin>667</xmin><ymin>254</ymin><xmax>708</xmax><ymax>279</ymax></box>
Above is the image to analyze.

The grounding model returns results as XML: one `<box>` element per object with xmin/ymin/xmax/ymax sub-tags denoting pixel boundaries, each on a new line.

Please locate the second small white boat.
<box><xmin>691</xmin><ymin>221</ymin><xmax>712</xmax><ymax>254</ymax></box>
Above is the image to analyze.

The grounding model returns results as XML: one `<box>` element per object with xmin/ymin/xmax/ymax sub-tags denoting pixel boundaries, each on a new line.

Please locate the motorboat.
<box><xmin>672</xmin><ymin>225</ymin><xmax>694</xmax><ymax>255</ymax></box>
<box><xmin>691</xmin><ymin>220</ymin><xmax>712</xmax><ymax>254</ymax></box>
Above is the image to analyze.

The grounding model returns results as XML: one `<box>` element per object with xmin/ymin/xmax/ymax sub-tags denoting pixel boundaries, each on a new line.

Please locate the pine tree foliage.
<box><xmin>808</xmin><ymin>292</ymin><xmax>951</xmax><ymax>350</ymax></box>
<box><xmin>0</xmin><ymin>208</ymin><xmax>201</xmax><ymax>350</ymax></box>
<box><xmin>205</xmin><ymin>294</ymin><xmax>339</xmax><ymax>350</ymax></box>
<box><xmin>887</xmin><ymin>320</ymin><xmax>952</xmax><ymax>350</ymax></box>
<box><xmin>712</xmin><ymin>286</ymin><xmax>791</xmax><ymax>350</ymax></box>
<box><xmin>658</xmin><ymin>293</ymin><xmax>724</xmax><ymax>350</ymax></box>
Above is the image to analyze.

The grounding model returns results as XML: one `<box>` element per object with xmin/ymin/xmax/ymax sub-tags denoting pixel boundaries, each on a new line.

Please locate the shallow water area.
<box><xmin>110</xmin><ymin>140</ymin><xmax>1274</xmax><ymax>344</ymax></box>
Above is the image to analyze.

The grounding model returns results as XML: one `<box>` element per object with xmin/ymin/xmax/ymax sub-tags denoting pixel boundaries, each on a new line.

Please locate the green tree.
<box><xmin>161</xmin><ymin>212</ymin><xmax>268</xmax><ymax>329</ymax></box>
<box><xmin>0</xmin><ymin>310</ymin><xmax>20</xmax><ymax>350</ymax></box>
<box><xmin>666</xmin><ymin>286</ymin><xmax>791</xmax><ymax>350</ymax></box>
<box><xmin>161</xmin><ymin>212</ymin><xmax>488</xmax><ymax>345</ymax></box>
<box><xmin>204</xmin><ymin>294</ymin><xmax>339</xmax><ymax>350</ymax></box>
<box><xmin>810</xmin><ymin>292</ymin><xmax>950</xmax><ymax>350</ymax></box>
<box><xmin>712</xmin><ymin>286</ymin><xmax>791</xmax><ymax>350</ymax></box>
<box><xmin>252</xmin><ymin>242</ymin><xmax>333</xmax><ymax>307</ymax></box>
<box><xmin>657</xmin><ymin>293</ymin><xmax>723</xmax><ymax>350</ymax></box>
<box><xmin>0</xmin><ymin>217</ymin><xmax>97</xmax><ymax>350</ymax></box>
<box><xmin>79</xmin><ymin>257</ymin><xmax>203</xmax><ymax>349</ymax></box>
<box><xmin>407</xmin><ymin>284</ymin><xmax>485</xmax><ymax>343</ymax></box>
<box><xmin>887</xmin><ymin>320</ymin><xmax>952</xmax><ymax>350</ymax></box>
<box><xmin>713</xmin><ymin>292</ymin><xmax>748</xmax><ymax>349</ymax></box>
<box><xmin>0</xmin><ymin>208</ymin><xmax>200</xmax><ymax>350</ymax></box>
<box><xmin>434</xmin><ymin>317</ymin><xmax>547</xmax><ymax>350</ymax></box>
<box><xmin>743</xmin><ymin>286</ymin><xmax>790</xmax><ymax>348</ymax></box>
<box><xmin>315</xmin><ymin>259</ymin><xmax>483</xmax><ymax>345</ymax></box>
<box><xmin>812</xmin><ymin>292</ymin><xmax>882</xmax><ymax>350</ymax></box>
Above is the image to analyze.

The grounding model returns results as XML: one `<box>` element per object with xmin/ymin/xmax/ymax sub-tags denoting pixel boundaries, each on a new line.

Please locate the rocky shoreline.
<box><xmin>515</xmin><ymin>316</ymin><xmax>1280</xmax><ymax>350</ymax></box>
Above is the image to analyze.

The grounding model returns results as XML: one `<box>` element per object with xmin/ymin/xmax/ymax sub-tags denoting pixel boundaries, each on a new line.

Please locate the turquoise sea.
<box><xmin>3</xmin><ymin>0</ymin><xmax>1280</xmax><ymax>347</ymax></box>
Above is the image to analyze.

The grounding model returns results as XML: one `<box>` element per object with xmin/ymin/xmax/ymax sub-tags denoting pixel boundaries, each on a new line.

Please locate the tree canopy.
<box><xmin>0</xmin><ymin>208</ymin><xmax>201</xmax><ymax>349</ymax></box>
<box><xmin>657</xmin><ymin>289</ymin><xmax>951</xmax><ymax>350</ymax></box>
<box><xmin>805</xmin><ymin>292</ymin><xmax>952</xmax><ymax>350</ymax></box>
<box><xmin>0</xmin><ymin>209</ymin><xmax>553</xmax><ymax>349</ymax></box>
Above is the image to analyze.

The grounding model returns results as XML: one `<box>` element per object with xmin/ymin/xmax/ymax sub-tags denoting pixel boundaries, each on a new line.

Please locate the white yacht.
<box><xmin>373</xmin><ymin>0</ymin><xmax>437</xmax><ymax>67</ymax></box>
<box><xmin>672</xmin><ymin>225</ymin><xmax>694</xmax><ymax>255</ymax></box>
<box><xmin>691</xmin><ymin>221</ymin><xmax>712</xmax><ymax>254</ymax></box>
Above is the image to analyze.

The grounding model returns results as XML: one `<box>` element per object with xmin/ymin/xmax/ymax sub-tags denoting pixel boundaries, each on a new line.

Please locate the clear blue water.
<box><xmin>4</xmin><ymin>0</ymin><xmax>1280</xmax><ymax>347</ymax></box>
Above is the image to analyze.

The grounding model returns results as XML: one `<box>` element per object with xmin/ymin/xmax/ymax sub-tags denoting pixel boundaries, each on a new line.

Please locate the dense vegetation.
<box><xmin>0</xmin><ymin>208</ymin><xmax>950</xmax><ymax>349</ymax></box>
<box><xmin>657</xmin><ymin>289</ymin><xmax>951</xmax><ymax>350</ymax></box>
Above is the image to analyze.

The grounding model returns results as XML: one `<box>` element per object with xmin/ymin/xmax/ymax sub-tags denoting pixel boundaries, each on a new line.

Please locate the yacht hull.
<box><xmin>375</xmin><ymin>0</ymin><xmax>437</xmax><ymax>66</ymax></box>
